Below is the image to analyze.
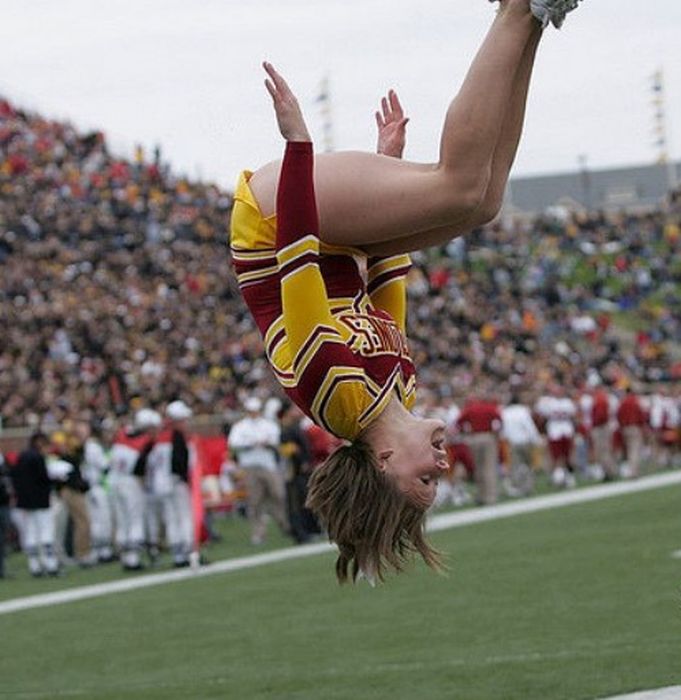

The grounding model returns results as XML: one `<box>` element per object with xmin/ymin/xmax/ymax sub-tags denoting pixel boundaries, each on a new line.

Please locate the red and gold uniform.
<box><xmin>230</xmin><ymin>143</ymin><xmax>415</xmax><ymax>440</ymax></box>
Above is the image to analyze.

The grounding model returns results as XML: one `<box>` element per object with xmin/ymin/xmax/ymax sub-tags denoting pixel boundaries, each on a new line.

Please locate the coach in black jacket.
<box><xmin>0</xmin><ymin>453</ymin><xmax>13</xmax><ymax>578</ymax></box>
<box><xmin>12</xmin><ymin>434</ymin><xmax>51</xmax><ymax>510</ymax></box>
<box><xmin>11</xmin><ymin>433</ymin><xmax>59</xmax><ymax>576</ymax></box>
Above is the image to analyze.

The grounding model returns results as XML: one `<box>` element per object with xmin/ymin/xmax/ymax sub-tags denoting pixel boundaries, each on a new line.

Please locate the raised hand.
<box><xmin>375</xmin><ymin>89</ymin><xmax>409</xmax><ymax>159</ymax></box>
<box><xmin>263</xmin><ymin>61</ymin><xmax>312</xmax><ymax>143</ymax></box>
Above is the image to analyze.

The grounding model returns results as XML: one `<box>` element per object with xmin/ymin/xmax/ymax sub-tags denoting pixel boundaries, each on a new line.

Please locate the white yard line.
<box><xmin>0</xmin><ymin>543</ymin><xmax>332</xmax><ymax>616</ymax></box>
<box><xmin>1</xmin><ymin>470</ymin><xmax>680</xmax><ymax>617</ymax></box>
<box><xmin>427</xmin><ymin>471</ymin><xmax>681</xmax><ymax>533</ymax></box>
<box><xmin>602</xmin><ymin>688</ymin><xmax>681</xmax><ymax>700</ymax></box>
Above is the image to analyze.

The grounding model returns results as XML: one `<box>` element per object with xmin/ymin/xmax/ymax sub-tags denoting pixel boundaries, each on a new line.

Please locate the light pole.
<box><xmin>316</xmin><ymin>75</ymin><xmax>334</xmax><ymax>154</ymax></box>
<box><xmin>651</xmin><ymin>69</ymin><xmax>677</xmax><ymax>192</ymax></box>
<box><xmin>578</xmin><ymin>153</ymin><xmax>592</xmax><ymax>211</ymax></box>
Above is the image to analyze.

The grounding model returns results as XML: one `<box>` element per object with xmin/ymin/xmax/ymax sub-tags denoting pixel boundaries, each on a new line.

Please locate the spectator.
<box><xmin>228</xmin><ymin>397</ymin><xmax>288</xmax><ymax>545</ymax></box>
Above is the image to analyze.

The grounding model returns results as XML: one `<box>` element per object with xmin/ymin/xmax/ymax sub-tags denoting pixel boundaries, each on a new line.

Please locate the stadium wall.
<box><xmin>507</xmin><ymin>161</ymin><xmax>681</xmax><ymax>215</ymax></box>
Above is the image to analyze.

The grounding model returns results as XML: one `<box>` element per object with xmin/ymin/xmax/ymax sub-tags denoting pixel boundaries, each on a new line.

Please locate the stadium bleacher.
<box><xmin>1</xmin><ymin>95</ymin><xmax>680</xmax><ymax>433</ymax></box>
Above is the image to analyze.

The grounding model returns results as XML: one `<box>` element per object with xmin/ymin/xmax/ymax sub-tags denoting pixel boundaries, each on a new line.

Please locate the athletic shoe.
<box><xmin>551</xmin><ymin>466</ymin><xmax>567</xmax><ymax>487</ymax></box>
<box><xmin>502</xmin><ymin>477</ymin><xmax>522</xmax><ymax>498</ymax></box>
<box><xmin>544</xmin><ymin>0</ymin><xmax>583</xmax><ymax>29</ymax></box>
<box><xmin>564</xmin><ymin>472</ymin><xmax>577</xmax><ymax>489</ymax></box>
<box><xmin>147</xmin><ymin>544</ymin><xmax>160</xmax><ymax>565</ymax></box>
<box><xmin>530</xmin><ymin>0</ymin><xmax>562</xmax><ymax>29</ymax></box>
<box><xmin>489</xmin><ymin>0</ymin><xmax>583</xmax><ymax>30</ymax></box>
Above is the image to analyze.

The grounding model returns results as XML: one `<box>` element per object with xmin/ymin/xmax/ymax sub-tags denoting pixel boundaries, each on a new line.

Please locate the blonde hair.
<box><xmin>305</xmin><ymin>439</ymin><xmax>442</xmax><ymax>584</ymax></box>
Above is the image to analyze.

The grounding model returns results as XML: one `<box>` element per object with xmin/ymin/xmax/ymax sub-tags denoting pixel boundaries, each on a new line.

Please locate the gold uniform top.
<box><xmin>230</xmin><ymin>143</ymin><xmax>415</xmax><ymax>440</ymax></box>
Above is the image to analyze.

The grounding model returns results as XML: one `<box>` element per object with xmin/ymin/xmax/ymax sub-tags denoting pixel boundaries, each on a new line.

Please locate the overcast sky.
<box><xmin>0</xmin><ymin>0</ymin><xmax>679</xmax><ymax>189</ymax></box>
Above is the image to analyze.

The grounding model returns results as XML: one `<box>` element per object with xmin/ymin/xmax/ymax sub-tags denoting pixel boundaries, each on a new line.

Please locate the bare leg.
<box><xmin>363</xmin><ymin>19</ymin><xmax>543</xmax><ymax>256</ymax></box>
<box><xmin>475</xmin><ymin>20</ymin><xmax>542</xmax><ymax>220</ymax></box>
<box><xmin>249</xmin><ymin>0</ymin><xmax>538</xmax><ymax>249</ymax></box>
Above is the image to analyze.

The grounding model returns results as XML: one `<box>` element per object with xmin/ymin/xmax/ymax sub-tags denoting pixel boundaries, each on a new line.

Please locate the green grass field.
<box><xmin>0</xmin><ymin>514</ymin><xmax>294</xmax><ymax>603</ymax></box>
<box><xmin>2</xmin><ymin>484</ymin><xmax>681</xmax><ymax>700</ymax></box>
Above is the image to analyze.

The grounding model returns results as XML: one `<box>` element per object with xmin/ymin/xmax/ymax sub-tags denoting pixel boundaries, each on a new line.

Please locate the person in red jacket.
<box><xmin>456</xmin><ymin>394</ymin><xmax>503</xmax><ymax>505</ymax></box>
<box><xmin>303</xmin><ymin>420</ymin><xmax>342</xmax><ymax>469</ymax></box>
<box><xmin>616</xmin><ymin>387</ymin><xmax>647</xmax><ymax>478</ymax></box>
<box><xmin>591</xmin><ymin>385</ymin><xmax>617</xmax><ymax>480</ymax></box>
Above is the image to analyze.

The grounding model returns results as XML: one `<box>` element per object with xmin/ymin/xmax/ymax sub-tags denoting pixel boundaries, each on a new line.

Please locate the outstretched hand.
<box><xmin>263</xmin><ymin>62</ymin><xmax>312</xmax><ymax>143</ymax></box>
<box><xmin>375</xmin><ymin>90</ymin><xmax>409</xmax><ymax>158</ymax></box>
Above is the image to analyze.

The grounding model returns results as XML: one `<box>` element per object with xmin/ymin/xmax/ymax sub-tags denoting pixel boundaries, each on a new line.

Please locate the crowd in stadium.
<box><xmin>1</xmin><ymin>95</ymin><xmax>680</xmax><ymax>579</ymax></box>
<box><xmin>2</xmin><ymin>94</ymin><xmax>681</xmax><ymax>433</ymax></box>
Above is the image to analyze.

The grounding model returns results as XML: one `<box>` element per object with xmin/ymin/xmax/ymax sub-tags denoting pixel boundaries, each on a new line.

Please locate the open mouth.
<box><xmin>420</xmin><ymin>472</ymin><xmax>443</xmax><ymax>487</ymax></box>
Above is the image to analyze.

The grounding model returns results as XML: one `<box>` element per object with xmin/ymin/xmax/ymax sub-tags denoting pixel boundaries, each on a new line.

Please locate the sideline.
<box><xmin>1</xmin><ymin>470</ymin><xmax>680</xmax><ymax>617</ymax></box>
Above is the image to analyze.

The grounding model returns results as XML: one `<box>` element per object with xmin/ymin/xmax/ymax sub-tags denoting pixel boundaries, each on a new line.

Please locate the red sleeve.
<box><xmin>276</xmin><ymin>141</ymin><xmax>318</xmax><ymax>250</ymax></box>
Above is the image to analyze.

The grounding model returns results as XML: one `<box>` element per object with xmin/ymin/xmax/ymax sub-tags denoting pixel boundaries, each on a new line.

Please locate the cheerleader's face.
<box><xmin>378</xmin><ymin>417</ymin><xmax>450</xmax><ymax>508</ymax></box>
